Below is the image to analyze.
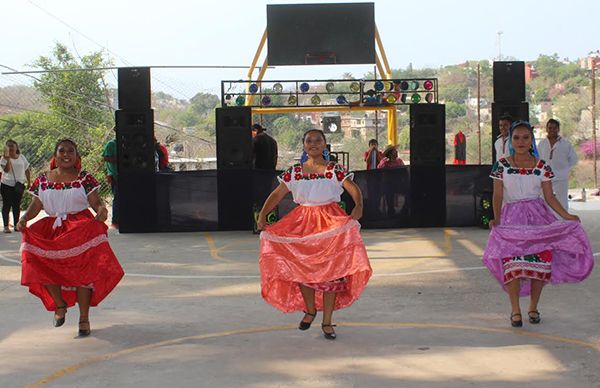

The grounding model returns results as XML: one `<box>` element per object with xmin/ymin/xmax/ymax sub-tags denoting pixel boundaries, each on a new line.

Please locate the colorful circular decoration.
<box><xmin>424</xmin><ymin>80</ymin><xmax>434</xmax><ymax>90</ymax></box>
<box><xmin>311</xmin><ymin>94</ymin><xmax>321</xmax><ymax>105</ymax></box>
<box><xmin>400</xmin><ymin>81</ymin><xmax>409</xmax><ymax>91</ymax></box>
<box><xmin>336</xmin><ymin>95</ymin><xmax>348</xmax><ymax>104</ymax></box>
<box><xmin>425</xmin><ymin>92</ymin><xmax>434</xmax><ymax>103</ymax></box>
<box><xmin>386</xmin><ymin>94</ymin><xmax>397</xmax><ymax>104</ymax></box>
<box><xmin>300</xmin><ymin>82</ymin><xmax>310</xmax><ymax>93</ymax></box>
<box><xmin>273</xmin><ymin>83</ymin><xmax>283</xmax><ymax>93</ymax></box>
<box><xmin>386</xmin><ymin>82</ymin><xmax>394</xmax><ymax>91</ymax></box>
<box><xmin>350</xmin><ymin>82</ymin><xmax>360</xmax><ymax>92</ymax></box>
<box><xmin>235</xmin><ymin>95</ymin><xmax>245</xmax><ymax>106</ymax></box>
<box><xmin>410</xmin><ymin>80</ymin><xmax>419</xmax><ymax>90</ymax></box>
<box><xmin>249</xmin><ymin>83</ymin><xmax>259</xmax><ymax>94</ymax></box>
<box><xmin>261</xmin><ymin>95</ymin><xmax>272</xmax><ymax>106</ymax></box>
<box><xmin>374</xmin><ymin>80</ymin><xmax>384</xmax><ymax>91</ymax></box>
<box><xmin>411</xmin><ymin>93</ymin><xmax>421</xmax><ymax>103</ymax></box>
<box><xmin>287</xmin><ymin>94</ymin><xmax>297</xmax><ymax>105</ymax></box>
<box><xmin>400</xmin><ymin>94</ymin><xmax>407</xmax><ymax>103</ymax></box>
<box><xmin>325</xmin><ymin>82</ymin><xmax>335</xmax><ymax>92</ymax></box>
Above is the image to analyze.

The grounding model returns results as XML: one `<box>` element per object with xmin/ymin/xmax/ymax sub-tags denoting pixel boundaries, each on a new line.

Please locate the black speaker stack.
<box><xmin>409</xmin><ymin>103</ymin><xmax>447</xmax><ymax>227</ymax></box>
<box><xmin>492</xmin><ymin>61</ymin><xmax>529</xmax><ymax>162</ymax></box>
<box><xmin>115</xmin><ymin>67</ymin><xmax>157</xmax><ymax>233</ymax></box>
<box><xmin>215</xmin><ymin>107</ymin><xmax>254</xmax><ymax>230</ymax></box>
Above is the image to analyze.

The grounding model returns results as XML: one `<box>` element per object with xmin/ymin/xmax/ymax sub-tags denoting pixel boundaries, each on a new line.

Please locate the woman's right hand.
<box><xmin>16</xmin><ymin>218</ymin><xmax>27</xmax><ymax>231</ymax></box>
<box><xmin>257</xmin><ymin>213</ymin><xmax>267</xmax><ymax>231</ymax></box>
<box><xmin>488</xmin><ymin>219</ymin><xmax>498</xmax><ymax>228</ymax></box>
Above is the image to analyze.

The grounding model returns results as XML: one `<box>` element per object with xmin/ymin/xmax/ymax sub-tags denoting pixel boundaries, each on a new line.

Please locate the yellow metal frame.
<box><xmin>245</xmin><ymin>24</ymin><xmax>397</xmax><ymax>145</ymax></box>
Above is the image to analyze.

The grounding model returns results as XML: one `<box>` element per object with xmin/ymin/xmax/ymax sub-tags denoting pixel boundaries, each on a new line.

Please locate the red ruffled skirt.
<box><xmin>20</xmin><ymin>210</ymin><xmax>124</xmax><ymax>311</ymax></box>
<box><xmin>259</xmin><ymin>203</ymin><xmax>372</xmax><ymax>313</ymax></box>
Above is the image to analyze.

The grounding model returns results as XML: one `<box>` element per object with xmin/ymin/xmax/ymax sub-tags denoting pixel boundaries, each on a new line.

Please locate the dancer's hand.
<box><xmin>350</xmin><ymin>204</ymin><xmax>363</xmax><ymax>220</ymax></box>
<box><xmin>488</xmin><ymin>219</ymin><xmax>498</xmax><ymax>228</ymax></box>
<box><xmin>257</xmin><ymin>212</ymin><xmax>267</xmax><ymax>230</ymax></box>
<box><xmin>564</xmin><ymin>214</ymin><xmax>580</xmax><ymax>222</ymax></box>
<box><xmin>95</xmin><ymin>206</ymin><xmax>108</xmax><ymax>222</ymax></box>
<box><xmin>16</xmin><ymin>218</ymin><xmax>27</xmax><ymax>231</ymax></box>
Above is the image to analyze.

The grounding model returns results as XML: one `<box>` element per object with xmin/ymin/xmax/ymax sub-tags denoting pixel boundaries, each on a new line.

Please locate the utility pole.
<box><xmin>477</xmin><ymin>63</ymin><xmax>482</xmax><ymax>164</ymax></box>
<box><xmin>497</xmin><ymin>31</ymin><xmax>503</xmax><ymax>61</ymax></box>
<box><xmin>592</xmin><ymin>58</ymin><xmax>599</xmax><ymax>188</ymax></box>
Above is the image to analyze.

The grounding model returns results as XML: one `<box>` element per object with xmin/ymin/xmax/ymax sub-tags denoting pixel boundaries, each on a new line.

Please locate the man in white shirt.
<box><xmin>494</xmin><ymin>114</ymin><xmax>511</xmax><ymax>161</ymax></box>
<box><xmin>537</xmin><ymin>119</ymin><xmax>578</xmax><ymax>210</ymax></box>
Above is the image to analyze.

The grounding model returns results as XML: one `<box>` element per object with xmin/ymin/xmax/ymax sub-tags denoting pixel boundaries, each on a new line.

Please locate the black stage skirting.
<box><xmin>147</xmin><ymin>166</ymin><xmax>492</xmax><ymax>232</ymax></box>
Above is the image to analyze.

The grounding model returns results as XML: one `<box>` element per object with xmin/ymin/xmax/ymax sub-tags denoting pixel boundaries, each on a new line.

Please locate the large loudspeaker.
<box><xmin>410</xmin><ymin>104</ymin><xmax>446</xmax><ymax>166</ymax></box>
<box><xmin>118</xmin><ymin>67</ymin><xmax>151</xmax><ymax>110</ymax></box>
<box><xmin>493</xmin><ymin>61</ymin><xmax>525</xmax><ymax>103</ymax></box>
<box><xmin>216</xmin><ymin>107</ymin><xmax>252</xmax><ymax>169</ymax></box>
<box><xmin>410</xmin><ymin>166</ymin><xmax>446</xmax><ymax>227</ymax></box>
<box><xmin>115</xmin><ymin>109</ymin><xmax>155</xmax><ymax>174</ymax></box>
<box><xmin>491</xmin><ymin>102</ymin><xmax>529</xmax><ymax>160</ymax></box>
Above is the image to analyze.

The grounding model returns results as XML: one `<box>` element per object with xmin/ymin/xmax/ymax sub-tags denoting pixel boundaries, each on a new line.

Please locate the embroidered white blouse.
<box><xmin>278</xmin><ymin>162</ymin><xmax>353</xmax><ymax>206</ymax></box>
<box><xmin>29</xmin><ymin>171</ymin><xmax>100</xmax><ymax>228</ymax></box>
<box><xmin>490</xmin><ymin>158</ymin><xmax>555</xmax><ymax>203</ymax></box>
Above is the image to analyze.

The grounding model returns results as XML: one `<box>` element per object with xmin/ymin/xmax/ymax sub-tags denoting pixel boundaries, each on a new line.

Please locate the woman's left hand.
<box><xmin>350</xmin><ymin>205</ymin><xmax>363</xmax><ymax>220</ymax></box>
<box><xmin>95</xmin><ymin>206</ymin><xmax>108</xmax><ymax>222</ymax></box>
<box><xmin>564</xmin><ymin>214</ymin><xmax>580</xmax><ymax>222</ymax></box>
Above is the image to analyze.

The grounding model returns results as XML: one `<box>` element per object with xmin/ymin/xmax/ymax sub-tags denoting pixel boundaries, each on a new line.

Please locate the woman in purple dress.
<box><xmin>483</xmin><ymin>121</ymin><xmax>594</xmax><ymax>327</ymax></box>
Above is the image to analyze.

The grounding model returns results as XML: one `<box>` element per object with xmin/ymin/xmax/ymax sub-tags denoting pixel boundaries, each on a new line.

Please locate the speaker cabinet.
<box><xmin>116</xmin><ymin>109</ymin><xmax>155</xmax><ymax>174</ymax></box>
<box><xmin>118</xmin><ymin>67</ymin><xmax>151</xmax><ymax>110</ymax></box>
<box><xmin>493</xmin><ymin>61</ymin><xmax>525</xmax><ymax>103</ymax></box>
<box><xmin>491</xmin><ymin>102</ymin><xmax>529</xmax><ymax>161</ymax></box>
<box><xmin>410</xmin><ymin>104</ymin><xmax>446</xmax><ymax>166</ymax></box>
<box><xmin>216</xmin><ymin>107</ymin><xmax>252</xmax><ymax>169</ymax></box>
<box><xmin>410</xmin><ymin>166</ymin><xmax>446</xmax><ymax>227</ymax></box>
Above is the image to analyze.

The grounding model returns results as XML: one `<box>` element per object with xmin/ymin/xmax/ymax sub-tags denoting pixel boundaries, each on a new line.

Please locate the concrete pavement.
<box><xmin>0</xmin><ymin>202</ymin><xmax>599</xmax><ymax>387</ymax></box>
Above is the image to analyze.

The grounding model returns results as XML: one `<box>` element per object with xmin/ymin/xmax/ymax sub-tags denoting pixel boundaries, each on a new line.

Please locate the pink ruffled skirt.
<box><xmin>259</xmin><ymin>203</ymin><xmax>372</xmax><ymax>313</ymax></box>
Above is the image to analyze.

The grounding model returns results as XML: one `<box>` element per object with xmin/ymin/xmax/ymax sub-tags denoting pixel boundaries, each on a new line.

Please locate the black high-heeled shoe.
<box><xmin>321</xmin><ymin>323</ymin><xmax>337</xmax><ymax>340</ymax></box>
<box><xmin>53</xmin><ymin>305</ymin><xmax>67</xmax><ymax>327</ymax></box>
<box><xmin>298</xmin><ymin>311</ymin><xmax>316</xmax><ymax>330</ymax></box>
<box><xmin>528</xmin><ymin>310</ymin><xmax>541</xmax><ymax>324</ymax></box>
<box><xmin>510</xmin><ymin>312</ymin><xmax>523</xmax><ymax>328</ymax></box>
<box><xmin>78</xmin><ymin>319</ymin><xmax>91</xmax><ymax>337</ymax></box>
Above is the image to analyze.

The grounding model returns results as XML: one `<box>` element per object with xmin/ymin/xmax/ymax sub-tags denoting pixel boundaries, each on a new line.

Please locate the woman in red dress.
<box><xmin>17</xmin><ymin>139</ymin><xmax>124</xmax><ymax>337</ymax></box>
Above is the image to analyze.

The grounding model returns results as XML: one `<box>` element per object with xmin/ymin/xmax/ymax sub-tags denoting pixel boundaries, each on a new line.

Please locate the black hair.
<box><xmin>547</xmin><ymin>118</ymin><xmax>560</xmax><ymax>128</ymax></box>
<box><xmin>368</xmin><ymin>138</ymin><xmax>378</xmax><ymax>146</ymax></box>
<box><xmin>5</xmin><ymin>139</ymin><xmax>20</xmax><ymax>155</ymax></box>
<box><xmin>253</xmin><ymin>124</ymin><xmax>264</xmax><ymax>131</ymax></box>
<box><xmin>54</xmin><ymin>138</ymin><xmax>79</xmax><ymax>155</ymax></box>
<box><xmin>302</xmin><ymin>129</ymin><xmax>327</xmax><ymax>143</ymax></box>
<box><xmin>499</xmin><ymin>114</ymin><xmax>513</xmax><ymax>123</ymax></box>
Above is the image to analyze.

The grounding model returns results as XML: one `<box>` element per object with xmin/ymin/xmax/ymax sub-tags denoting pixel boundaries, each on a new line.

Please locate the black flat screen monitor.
<box><xmin>267</xmin><ymin>3</ymin><xmax>376</xmax><ymax>66</ymax></box>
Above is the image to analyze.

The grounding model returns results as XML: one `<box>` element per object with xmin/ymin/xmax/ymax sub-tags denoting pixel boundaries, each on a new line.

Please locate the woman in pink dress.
<box><xmin>17</xmin><ymin>139</ymin><xmax>124</xmax><ymax>337</ymax></box>
<box><xmin>258</xmin><ymin>129</ymin><xmax>372</xmax><ymax>340</ymax></box>
<box><xmin>483</xmin><ymin>121</ymin><xmax>593</xmax><ymax>327</ymax></box>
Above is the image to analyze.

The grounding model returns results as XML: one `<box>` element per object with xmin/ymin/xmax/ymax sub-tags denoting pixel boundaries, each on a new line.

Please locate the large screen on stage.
<box><xmin>266</xmin><ymin>3</ymin><xmax>376</xmax><ymax>66</ymax></box>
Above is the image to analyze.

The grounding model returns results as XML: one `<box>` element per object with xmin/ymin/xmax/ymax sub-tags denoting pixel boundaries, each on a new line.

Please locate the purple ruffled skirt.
<box><xmin>483</xmin><ymin>198</ymin><xmax>594</xmax><ymax>296</ymax></box>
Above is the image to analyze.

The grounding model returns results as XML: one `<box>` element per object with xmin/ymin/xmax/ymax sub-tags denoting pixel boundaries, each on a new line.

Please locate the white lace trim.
<box><xmin>20</xmin><ymin>234</ymin><xmax>108</xmax><ymax>259</ymax></box>
<box><xmin>260</xmin><ymin>219</ymin><xmax>360</xmax><ymax>243</ymax></box>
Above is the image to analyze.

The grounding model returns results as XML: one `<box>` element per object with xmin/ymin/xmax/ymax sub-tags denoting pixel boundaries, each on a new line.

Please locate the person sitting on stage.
<box><xmin>483</xmin><ymin>121</ymin><xmax>594</xmax><ymax>328</ymax></box>
<box><xmin>257</xmin><ymin>129</ymin><xmax>372</xmax><ymax>340</ymax></box>
<box><xmin>17</xmin><ymin>139</ymin><xmax>124</xmax><ymax>337</ymax></box>
<box><xmin>377</xmin><ymin>144</ymin><xmax>405</xmax><ymax>168</ymax></box>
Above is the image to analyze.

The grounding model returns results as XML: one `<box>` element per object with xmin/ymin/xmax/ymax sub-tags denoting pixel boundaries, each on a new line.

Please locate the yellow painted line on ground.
<box><xmin>26</xmin><ymin>322</ymin><xmax>600</xmax><ymax>387</ymax></box>
<box><xmin>202</xmin><ymin>232</ymin><xmax>229</xmax><ymax>261</ymax></box>
<box><xmin>443</xmin><ymin>228</ymin><xmax>454</xmax><ymax>253</ymax></box>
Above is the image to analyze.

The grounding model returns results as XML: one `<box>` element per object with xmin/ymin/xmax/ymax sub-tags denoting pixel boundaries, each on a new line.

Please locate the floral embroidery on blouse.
<box><xmin>280</xmin><ymin>162</ymin><xmax>349</xmax><ymax>182</ymax></box>
<box><xmin>29</xmin><ymin>171</ymin><xmax>100</xmax><ymax>196</ymax></box>
<box><xmin>490</xmin><ymin>158</ymin><xmax>554</xmax><ymax>180</ymax></box>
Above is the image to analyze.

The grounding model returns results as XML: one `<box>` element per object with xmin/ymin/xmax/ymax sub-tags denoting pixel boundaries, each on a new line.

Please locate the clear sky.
<box><xmin>2</xmin><ymin>0</ymin><xmax>599</xmax><ymax>98</ymax></box>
